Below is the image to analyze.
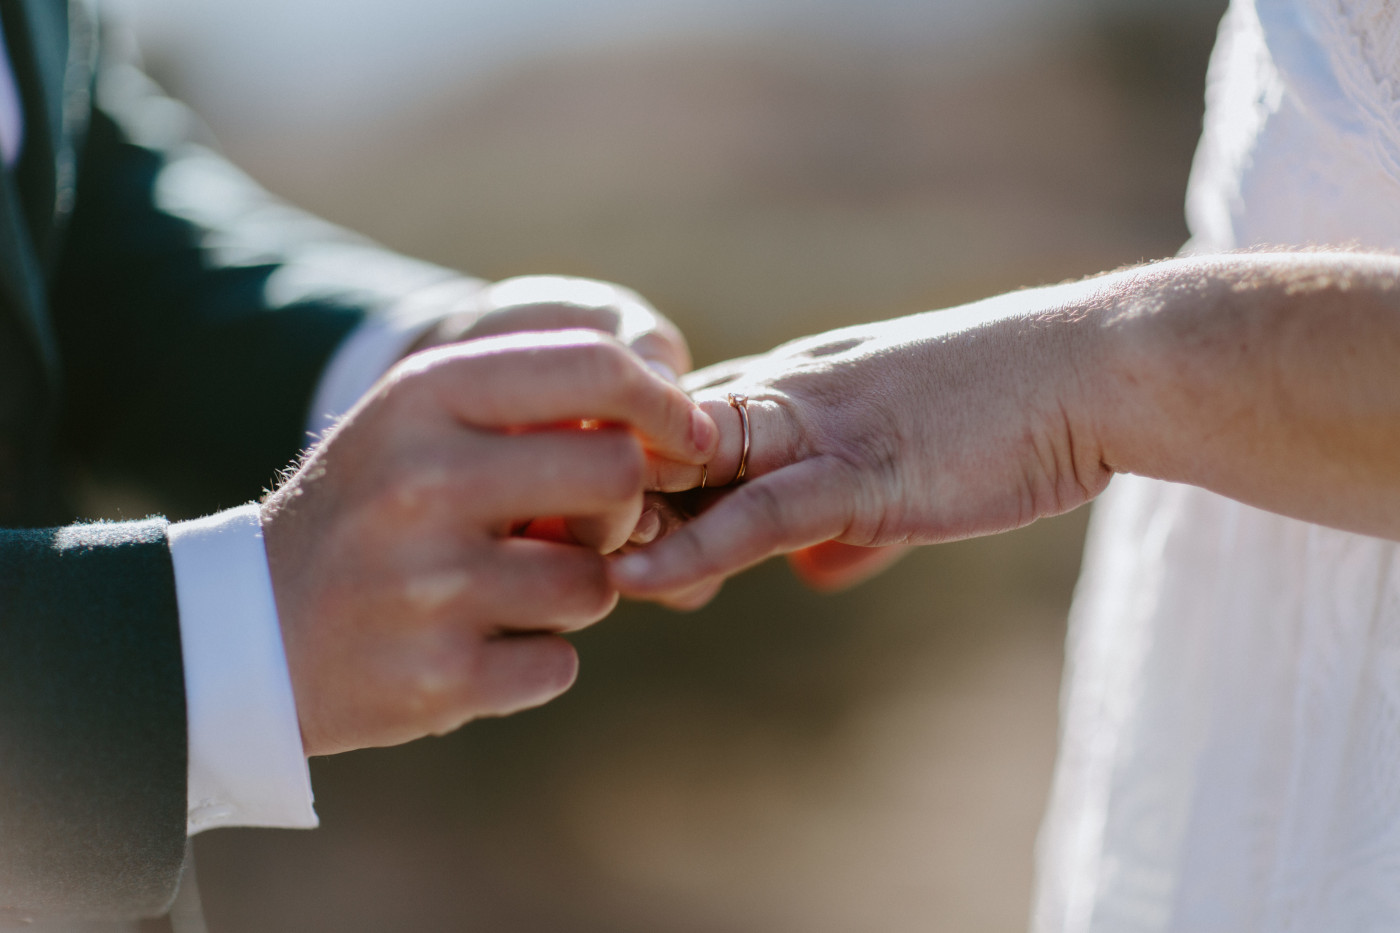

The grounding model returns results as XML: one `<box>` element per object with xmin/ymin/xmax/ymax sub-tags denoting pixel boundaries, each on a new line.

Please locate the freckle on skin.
<box><xmin>404</xmin><ymin>570</ymin><xmax>472</xmax><ymax>612</ymax></box>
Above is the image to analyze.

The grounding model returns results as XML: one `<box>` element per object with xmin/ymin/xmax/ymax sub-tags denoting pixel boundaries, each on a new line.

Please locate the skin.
<box><xmin>262</xmin><ymin>276</ymin><xmax>717</xmax><ymax>757</ymax></box>
<box><xmin>613</xmin><ymin>252</ymin><xmax>1400</xmax><ymax>603</ymax></box>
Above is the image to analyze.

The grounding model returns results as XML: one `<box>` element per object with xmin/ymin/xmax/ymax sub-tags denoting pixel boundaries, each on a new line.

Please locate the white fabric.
<box><xmin>1034</xmin><ymin>2</ymin><xmax>1400</xmax><ymax>931</ymax></box>
<box><xmin>169</xmin><ymin>504</ymin><xmax>318</xmax><ymax>834</ymax></box>
<box><xmin>306</xmin><ymin>276</ymin><xmax>483</xmax><ymax>438</ymax></box>
<box><xmin>170</xmin><ymin>291</ymin><xmax>467</xmax><ymax>831</ymax></box>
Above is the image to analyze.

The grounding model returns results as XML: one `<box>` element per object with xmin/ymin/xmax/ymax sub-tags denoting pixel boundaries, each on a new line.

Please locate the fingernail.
<box><xmin>612</xmin><ymin>552</ymin><xmax>652</xmax><ymax>582</ymax></box>
<box><xmin>630</xmin><ymin>508</ymin><xmax>662</xmax><ymax>545</ymax></box>
<box><xmin>648</xmin><ymin>360</ymin><xmax>679</xmax><ymax>385</ymax></box>
<box><xmin>690</xmin><ymin>408</ymin><xmax>718</xmax><ymax>455</ymax></box>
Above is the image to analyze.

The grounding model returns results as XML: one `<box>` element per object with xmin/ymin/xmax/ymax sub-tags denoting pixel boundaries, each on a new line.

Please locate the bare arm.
<box><xmin>614</xmin><ymin>251</ymin><xmax>1400</xmax><ymax>597</ymax></box>
<box><xmin>1093</xmin><ymin>252</ymin><xmax>1400</xmax><ymax>536</ymax></box>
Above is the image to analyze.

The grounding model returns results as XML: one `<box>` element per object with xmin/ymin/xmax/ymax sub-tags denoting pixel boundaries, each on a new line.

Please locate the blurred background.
<box><xmin>110</xmin><ymin>0</ymin><xmax>1225</xmax><ymax>929</ymax></box>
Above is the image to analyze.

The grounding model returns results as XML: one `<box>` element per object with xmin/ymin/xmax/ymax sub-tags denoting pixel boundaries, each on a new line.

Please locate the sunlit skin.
<box><xmin>261</xmin><ymin>278</ymin><xmax>716</xmax><ymax>757</ymax></box>
<box><xmin>614</xmin><ymin>252</ymin><xmax>1400</xmax><ymax>605</ymax></box>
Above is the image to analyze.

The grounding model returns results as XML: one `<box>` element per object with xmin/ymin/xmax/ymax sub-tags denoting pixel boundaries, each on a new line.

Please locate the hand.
<box><xmin>262</xmin><ymin>330</ymin><xmax>718</xmax><ymax>757</ymax></box>
<box><xmin>411</xmin><ymin>274</ymin><xmax>695</xmax><ymax>549</ymax></box>
<box><xmin>614</xmin><ymin>252</ymin><xmax>1400</xmax><ymax>602</ymax></box>
<box><xmin>611</xmin><ymin>295</ymin><xmax>1110</xmax><ymax>599</ymax></box>
<box><xmin>410</xmin><ymin>274</ymin><xmax>691</xmax><ymax>382</ymax></box>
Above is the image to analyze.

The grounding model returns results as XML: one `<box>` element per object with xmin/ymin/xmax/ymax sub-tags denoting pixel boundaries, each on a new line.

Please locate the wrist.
<box><xmin>1085</xmin><ymin>256</ymin><xmax>1229</xmax><ymax>485</ymax></box>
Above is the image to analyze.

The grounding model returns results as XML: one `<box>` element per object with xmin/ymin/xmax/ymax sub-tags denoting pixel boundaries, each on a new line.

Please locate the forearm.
<box><xmin>1087</xmin><ymin>252</ymin><xmax>1400</xmax><ymax>538</ymax></box>
<box><xmin>614</xmin><ymin>251</ymin><xmax>1400</xmax><ymax>598</ymax></box>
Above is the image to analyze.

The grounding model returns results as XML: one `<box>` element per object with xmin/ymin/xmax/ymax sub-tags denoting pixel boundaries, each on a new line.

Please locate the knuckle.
<box><xmin>629</xmin><ymin>331</ymin><xmax>679</xmax><ymax>366</ymax></box>
<box><xmin>362</xmin><ymin>443</ymin><xmax>480</xmax><ymax>525</ymax></box>
<box><xmin>379</xmin><ymin>459</ymin><xmax>453</xmax><ymax>516</ymax></box>
<box><xmin>379</xmin><ymin>360</ymin><xmax>443</xmax><ymax>419</ymax></box>
<box><xmin>572</xmin><ymin>336</ymin><xmax>636</xmax><ymax>392</ymax></box>
<box><xmin>403</xmin><ymin>639</ymin><xmax>478</xmax><ymax>725</ymax></box>
<box><xmin>560</xmin><ymin>301</ymin><xmax>623</xmax><ymax>332</ymax></box>
<box><xmin>528</xmin><ymin>302</ymin><xmax>619</xmax><ymax>331</ymax></box>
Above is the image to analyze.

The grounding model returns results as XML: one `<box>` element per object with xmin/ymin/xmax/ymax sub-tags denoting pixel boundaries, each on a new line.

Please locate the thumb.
<box><xmin>610</xmin><ymin>458</ymin><xmax>854</xmax><ymax>595</ymax></box>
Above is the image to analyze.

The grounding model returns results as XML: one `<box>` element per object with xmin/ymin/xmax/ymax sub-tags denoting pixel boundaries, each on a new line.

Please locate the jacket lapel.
<box><xmin>0</xmin><ymin>0</ymin><xmax>95</xmax><ymax>373</ymax></box>
<box><xmin>0</xmin><ymin>155</ymin><xmax>49</xmax><ymax>370</ymax></box>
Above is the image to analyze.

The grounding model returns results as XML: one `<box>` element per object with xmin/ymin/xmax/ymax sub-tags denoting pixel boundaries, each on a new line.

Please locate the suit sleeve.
<box><xmin>47</xmin><ymin>60</ymin><xmax>470</xmax><ymax>514</ymax></box>
<box><xmin>0</xmin><ymin>39</ymin><xmax>475</xmax><ymax>919</ymax></box>
<box><xmin>0</xmin><ymin>518</ymin><xmax>186</xmax><ymax>921</ymax></box>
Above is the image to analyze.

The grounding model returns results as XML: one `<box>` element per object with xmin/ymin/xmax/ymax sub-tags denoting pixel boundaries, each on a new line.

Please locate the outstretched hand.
<box><xmin>612</xmin><ymin>293</ymin><xmax>1112</xmax><ymax>604</ymax></box>
<box><xmin>617</xmin><ymin>252</ymin><xmax>1400</xmax><ymax>606</ymax></box>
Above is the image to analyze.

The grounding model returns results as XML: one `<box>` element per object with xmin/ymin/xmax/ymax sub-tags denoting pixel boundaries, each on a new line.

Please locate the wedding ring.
<box><xmin>728</xmin><ymin>393</ymin><xmax>751</xmax><ymax>483</ymax></box>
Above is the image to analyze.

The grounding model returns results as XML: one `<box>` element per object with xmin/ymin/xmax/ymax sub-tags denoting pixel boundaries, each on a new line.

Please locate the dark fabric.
<box><xmin>0</xmin><ymin>311</ymin><xmax>45</xmax><ymax>524</ymax></box>
<box><xmin>0</xmin><ymin>519</ymin><xmax>185</xmax><ymax>920</ymax></box>
<box><xmin>47</xmin><ymin>63</ymin><xmax>456</xmax><ymax>515</ymax></box>
<box><xmin>0</xmin><ymin>0</ymin><xmax>470</xmax><ymax>920</ymax></box>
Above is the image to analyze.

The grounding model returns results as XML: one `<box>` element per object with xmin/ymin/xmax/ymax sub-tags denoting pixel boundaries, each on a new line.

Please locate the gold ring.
<box><xmin>728</xmin><ymin>393</ymin><xmax>750</xmax><ymax>483</ymax></box>
<box><xmin>699</xmin><ymin>463</ymin><xmax>708</xmax><ymax>489</ymax></box>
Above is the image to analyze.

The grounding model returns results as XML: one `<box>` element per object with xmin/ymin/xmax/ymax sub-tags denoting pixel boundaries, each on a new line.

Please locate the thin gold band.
<box><xmin>728</xmin><ymin>393</ymin><xmax>751</xmax><ymax>482</ymax></box>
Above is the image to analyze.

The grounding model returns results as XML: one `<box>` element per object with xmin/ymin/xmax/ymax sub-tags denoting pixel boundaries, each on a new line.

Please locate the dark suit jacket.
<box><xmin>0</xmin><ymin>0</ymin><xmax>462</xmax><ymax>919</ymax></box>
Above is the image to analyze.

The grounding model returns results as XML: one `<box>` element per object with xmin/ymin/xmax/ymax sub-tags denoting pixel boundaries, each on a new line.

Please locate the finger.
<box><xmin>514</xmin><ymin>516</ymin><xmax>576</xmax><ymax>544</ymax></box>
<box><xmin>508</xmin><ymin>486</ymin><xmax>647</xmax><ymax>553</ymax></box>
<box><xmin>619</xmin><ymin>492</ymin><xmax>696</xmax><ymax>548</ymax></box>
<box><xmin>403</xmin><ymin>331</ymin><xmax>716</xmax><ymax>464</ymax></box>
<box><xmin>627</xmin><ymin>500</ymin><xmax>666</xmax><ymax>546</ymax></box>
<box><xmin>457</xmin><ymin>632</ymin><xmax>580</xmax><ymax>721</ymax></box>
<box><xmin>609</xmin><ymin>458</ymin><xmax>855</xmax><ymax>594</ymax></box>
<box><xmin>565</xmin><ymin>488</ymin><xmax>644</xmax><ymax>554</ymax></box>
<box><xmin>651</xmin><ymin>577</ymin><xmax>725</xmax><ymax>611</ymax></box>
<box><xmin>647</xmin><ymin>394</ymin><xmax>801</xmax><ymax>492</ymax></box>
<box><xmin>467</xmin><ymin>279</ymin><xmax>627</xmax><ymax>344</ymax></box>
<box><xmin>410</xmin><ymin>537</ymin><xmax>617</xmax><ymax>633</ymax></box>
<box><xmin>611</xmin><ymin>285</ymin><xmax>692</xmax><ymax>377</ymax></box>
<box><xmin>679</xmin><ymin>354</ymin><xmax>765</xmax><ymax>394</ymax></box>
<box><xmin>786</xmin><ymin>542</ymin><xmax>911</xmax><ymax>592</ymax></box>
<box><xmin>471</xmin><ymin>276</ymin><xmax>693</xmax><ymax>377</ymax></box>
<box><xmin>416</xmin><ymin>427</ymin><xmax>647</xmax><ymax>524</ymax></box>
<box><xmin>642</xmin><ymin>493</ymin><xmax>693</xmax><ymax>541</ymax></box>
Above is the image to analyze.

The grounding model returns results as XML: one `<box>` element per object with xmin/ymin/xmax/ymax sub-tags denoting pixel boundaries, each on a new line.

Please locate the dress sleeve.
<box><xmin>0</xmin><ymin>518</ymin><xmax>186</xmax><ymax>921</ymax></box>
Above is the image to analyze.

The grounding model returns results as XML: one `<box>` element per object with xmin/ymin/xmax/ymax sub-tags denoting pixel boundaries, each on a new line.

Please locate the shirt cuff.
<box><xmin>169</xmin><ymin>504</ymin><xmax>318</xmax><ymax>834</ymax></box>
<box><xmin>305</xmin><ymin>276</ymin><xmax>486</xmax><ymax>439</ymax></box>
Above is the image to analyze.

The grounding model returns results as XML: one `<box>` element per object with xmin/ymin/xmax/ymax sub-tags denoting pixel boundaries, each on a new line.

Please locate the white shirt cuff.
<box><xmin>169</xmin><ymin>504</ymin><xmax>318</xmax><ymax>834</ymax></box>
<box><xmin>305</xmin><ymin>276</ymin><xmax>485</xmax><ymax>438</ymax></box>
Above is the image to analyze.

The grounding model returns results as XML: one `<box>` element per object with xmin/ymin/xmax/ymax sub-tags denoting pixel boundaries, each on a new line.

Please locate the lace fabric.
<box><xmin>1033</xmin><ymin>2</ymin><xmax>1400</xmax><ymax>930</ymax></box>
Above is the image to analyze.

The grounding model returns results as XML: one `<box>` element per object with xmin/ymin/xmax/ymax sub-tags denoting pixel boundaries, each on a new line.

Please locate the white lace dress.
<box><xmin>1031</xmin><ymin>2</ymin><xmax>1400</xmax><ymax>931</ymax></box>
